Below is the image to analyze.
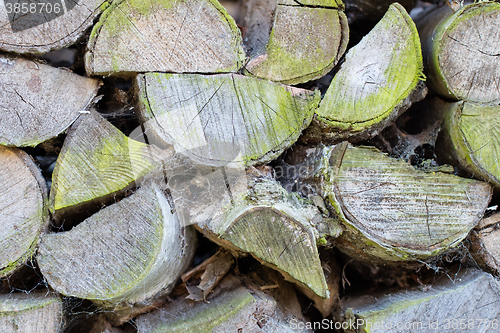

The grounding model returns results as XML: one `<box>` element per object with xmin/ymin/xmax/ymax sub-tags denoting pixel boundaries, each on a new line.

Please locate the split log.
<box><xmin>417</xmin><ymin>2</ymin><xmax>500</xmax><ymax>104</ymax></box>
<box><xmin>0</xmin><ymin>56</ymin><xmax>100</xmax><ymax>147</ymax></box>
<box><xmin>470</xmin><ymin>212</ymin><xmax>500</xmax><ymax>276</ymax></box>
<box><xmin>439</xmin><ymin>101</ymin><xmax>500</xmax><ymax>191</ymax></box>
<box><xmin>0</xmin><ymin>292</ymin><xmax>64</xmax><ymax>332</ymax></box>
<box><xmin>136</xmin><ymin>73</ymin><xmax>320</xmax><ymax>167</ymax></box>
<box><xmin>85</xmin><ymin>0</ymin><xmax>245</xmax><ymax>76</ymax></box>
<box><xmin>241</xmin><ymin>0</ymin><xmax>348</xmax><ymax>84</ymax></box>
<box><xmin>0</xmin><ymin>0</ymin><xmax>107</xmax><ymax>54</ymax></box>
<box><xmin>135</xmin><ymin>274</ymin><xmax>311</xmax><ymax>332</ymax></box>
<box><xmin>49</xmin><ymin>110</ymin><xmax>169</xmax><ymax>221</ymax></box>
<box><xmin>0</xmin><ymin>146</ymin><xmax>48</xmax><ymax>277</ymax></box>
<box><xmin>302</xmin><ymin>3</ymin><xmax>426</xmax><ymax>144</ymax></box>
<box><xmin>280</xmin><ymin>142</ymin><xmax>492</xmax><ymax>264</ymax></box>
<box><xmin>341</xmin><ymin>269</ymin><xmax>500</xmax><ymax>333</ymax></box>
<box><xmin>344</xmin><ymin>0</ymin><xmax>417</xmax><ymax>23</ymax></box>
<box><xmin>38</xmin><ymin>185</ymin><xmax>196</xmax><ymax>325</ymax></box>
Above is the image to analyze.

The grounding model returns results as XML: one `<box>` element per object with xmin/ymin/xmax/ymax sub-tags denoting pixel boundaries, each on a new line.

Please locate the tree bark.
<box><xmin>417</xmin><ymin>2</ymin><xmax>500</xmax><ymax>104</ymax></box>
<box><xmin>0</xmin><ymin>0</ymin><xmax>106</xmax><ymax>54</ymax></box>
<box><xmin>241</xmin><ymin>0</ymin><xmax>349</xmax><ymax>84</ymax></box>
<box><xmin>280</xmin><ymin>142</ymin><xmax>492</xmax><ymax>265</ymax></box>
<box><xmin>85</xmin><ymin>0</ymin><xmax>245</xmax><ymax>76</ymax></box>
<box><xmin>0</xmin><ymin>56</ymin><xmax>101</xmax><ymax>147</ymax></box>
<box><xmin>38</xmin><ymin>185</ymin><xmax>196</xmax><ymax>325</ymax></box>
<box><xmin>302</xmin><ymin>3</ymin><xmax>426</xmax><ymax>144</ymax></box>
<box><xmin>0</xmin><ymin>292</ymin><xmax>64</xmax><ymax>332</ymax></box>
<box><xmin>0</xmin><ymin>146</ymin><xmax>48</xmax><ymax>277</ymax></box>
<box><xmin>49</xmin><ymin>110</ymin><xmax>169</xmax><ymax>221</ymax></box>
<box><xmin>135</xmin><ymin>73</ymin><xmax>320</xmax><ymax>167</ymax></box>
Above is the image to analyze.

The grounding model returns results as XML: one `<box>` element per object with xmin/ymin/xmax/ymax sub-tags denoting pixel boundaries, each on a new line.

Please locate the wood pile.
<box><xmin>1</xmin><ymin>0</ymin><xmax>500</xmax><ymax>332</ymax></box>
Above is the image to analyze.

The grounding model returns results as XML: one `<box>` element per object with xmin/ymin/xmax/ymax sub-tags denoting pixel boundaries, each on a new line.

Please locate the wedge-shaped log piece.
<box><xmin>0</xmin><ymin>56</ymin><xmax>100</xmax><ymax>147</ymax></box>
<box><xmin>286</xmin><ymin>143</ymin><xmax>491</xmax><ymax>264</ymax></box>
<box><xmin>195</xmin><ymin>174</ymin><xmax>340</xmax><ymax>298</ymax></box>
<box><xmin>0</xmin><ymin>146</ymin><xmax>48</xmax><ymax>277</ymax></box>
<box><xmin>86</xmin><ymin>0</ymin><xmax>245</xmax><ymax>76</ymax></box>
<box><xmin>440</xmin><ymin>102</ymin><xmax>500</xmax><ymax>190</ymax></box>
<box><xmin>0</xmin><ymin>0</ymin><xmax>108</xmax><ymax>54</ymax></box>
<box><xmin>136</xmin><ymin>73</ymin><xmax>319</xmax><ymax>167</ymax></box>
<box><xmin>304</xmin><ymin>3</ymin><xmax>425</xmax><ymax>143</ymax></box>
<box><xmin>0</xmin><ymin>292</ymin><xmax>64</xmax><ymax>333</ymax></box>
<box><xmin>471</xmin><ymin>212</ymin><xmax>500</xmax><ymax>276</ymax></box>
<box><xmin>38</xmin><ymin>185</ymin><xmax>196</xmax><ymax>325</ymax></box>
<box><xmin>49</xmin><ymin>110</ymin><xmax>168</xmax><ymax>220</ymax></box>
<box><xmin>242</xmin><ymin>0</ymin><xmax>348</xmax><ymax>84</ymax></box>
<box><xmin>136</xmin><ymin>274</ymin><xmax>310</xmax><ymax>332</ymax></box>
<box><xmin>417</xmin><ymin>2</ymin><xmax>500</xmax><ymax>104</ymax></box>
<box><xmin>342</xmin><ymin>270</ymin><xmax>500</xmax><ymax>333</ymax></box>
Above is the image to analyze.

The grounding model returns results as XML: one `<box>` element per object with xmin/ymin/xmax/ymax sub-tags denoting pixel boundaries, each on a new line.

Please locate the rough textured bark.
<box><xmin>344</xmin><ymin>0</ymin><xmax>417</xmax><ymax>23</ymax></box>
<box><xmin>417</xmin><ymin>2</ymin><xmax>500</xmax><ymax>104</ymax></box>
<box><xmin>341</xmin><ymin>269</ymin><xmax>500</xmax><ymax>333</ymax></box>
<box><xmin>0</xmin><ymin>146</ymin><xmax>48</xmax><ymax>277</ymax></box>
<box><xmin>0</xmin><ymin>292</ymin><xmax>64</xmax><ymax>332</ymax></box>
<box><xmin>0</xmin><ymin>56</ymin><xmax>101</xmax><ymax>147</ymax></box>
<box><xmin>49</xmin><ymin>110</ymin><xmax>169</xmax><ymax>221</ymax></box>
<box><xmin>136</xmin><ymin>73</ymin><xmax>320</xmax><ymax>167</ymax></box>
<box><xmin>281</xmin><ymin>142</ymin><xmax>492</xmax><ymax>264</ymax></box>
<box><xmin>302</xmin><ymin>3</ymin><xmax>426</xmax><ymax>144</ymax></box>
<box><xmin>0</xmin><ymin>0</ymin><xmax>107</xmax><ymax>54</ymax></box>
<box><xmin>440</xmin><ymin>101</ymin><xmax>500</xmax><ymax>190</ymax></box>
<box><xmin>241</xmin><ymin>0</ymin><xmax>348</xmax><ymax>84</ymax></box>
<box><xmin>471</xmin><ymin>212</ymin><xmax>500</xmax><ymax>276</ymax></box>
<box><xmin>38</xmin><ymin>185</ymin><xmax>196</xmax><ymax>325</ymax></box>
<box><xmin>135</xmin><ymin>274</ymin><xmax>311</xmax><ymax>333</ymax></box>
<box><xmin>85</xmin><ymin>0</ymin><xmax>245</xmax><ymax>76</ymax></box>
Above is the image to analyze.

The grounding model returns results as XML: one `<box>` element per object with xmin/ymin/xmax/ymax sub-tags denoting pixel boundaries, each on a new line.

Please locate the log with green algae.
<box><xmin>0</xmin><ymin>292</ymin><xmax>64</xmax><ymax>333</ymax></box>
<box><xmin>38</xmin><ymin>185</ymin><xmax>196</xmax><ymax>325</ymax></box>
<box><xmin>281</xmin><ymin>142</ymin><xmax>491</xmax><ymax>264</ymax></box>
<box><xmin>341</xmin><ymin>269</ymin><xmax>500</xmax><ymax>333</ymax></box>
<box><xmin>302</xmin><ymin>3</ymin><xmax>425</xmax><ymax>144</ymax></box>
<box><xmin>417</xmin><ymin>2</ymin><xmax>500</xmax><ymax>104</ymax></box>
<box><xmin>49</xmin><ymin>110</ymin><xmax>170</xmax><ymax>221</ymax></box>
<box><xmin>136</xmin><ymin>73</ymin><xmax>320</xmax><ymax>168</ymax></box>
<box><xmin>0</xmin><ymin>56</ymin><xmax>101</xmax><ymax>147</ymax></box>
<box><xmin>440</xmin><ymin>101</ymin><xmax>500</xmax><ymax>191</ymax></box>
<box><xmin>0</xmin><ymin>0</ymin><xmax>108</xmax><ymax>54</ymax></box>
<box><xmin>0</xmin><ymin>146</ymin><xmax>49</xmax><ymax>278</ymax></box>
<box><xmin>85</xmin><ymin>0</ymin><xmax>245</xmax><ymax>76</ymax></box>
<box><xmin>241</xmin><ymin>0</ymin><xmax>349</xmax><ymax>85</ymax></box>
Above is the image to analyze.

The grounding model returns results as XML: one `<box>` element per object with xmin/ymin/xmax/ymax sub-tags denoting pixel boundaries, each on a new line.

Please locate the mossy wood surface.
<box><xmin>136</xmin><ymin>73</ymin><xmax>319</xmax><ymax>167</ymax></box>
<box><xmin>417</xmin><ymin>2</ymin><xmax>500</xmax><ymax>104</ymax></box>
<box><xmin>86</xmin><ymin>0</ymin><xmax>245</xmax><ymax>76</ymax></box>
<box><xmin>290</xmin><ymin>143</ymin><xmax>491</xmax><ymax>263</ymax></box>
<box><xmin>196</xmin><ymin>175</ymin><xmax>340</xmax><ymax>298</ymax></box>
<box><xmin>343</xmin><ymin>270</ymin><xmax>500</xmax><ymax>333</ymax></box>
<box><xmin>442</xmin><ymin>101</ymin><xmax>500</xmax><ymax>190</ymax></box>
<box><xmin>344</xmin><ymin>0</ymin><xmax>417</xmax><ymax>22</ymax></box>
<box><xmin>0</xmin><ymin>146</ymin><xmax>48</xmax><ymax>277</ymax></box>
<box><xmin>305</xmin><ymin>3</ymin><xmax>425</xmax><ymax>143</ymax></box>
<box><xmin>0</xmin><ymin>56</ymin><xmax>100</xmax><ymax>147</ymax></box>
<box><xmin>136</xmin><ymin>274</ymin><xmax>309</xmax><ymax>333</ymax></box>
<box><xmin>49</xmin><ymin>110</ymin><xmax>168</xmax><ymax>219</ymax></box>
<box><xmin>0</xmin><ymin>292</ymin><xmax>64</xmax><ymax>333</ymax></box>
<box><xmin>242</xmin><ymin>0</ymin><xmax>348</xmax><ymax>84</ymax></box>
<box><xmin>38</xmin><ymin>185</ymin><xmax>196</xmax><ymax>323</ymax></box>
<box><xmin>0</xmin><ymin>0</ymin><xmax>107</xmax><ymax>54</ymax></box>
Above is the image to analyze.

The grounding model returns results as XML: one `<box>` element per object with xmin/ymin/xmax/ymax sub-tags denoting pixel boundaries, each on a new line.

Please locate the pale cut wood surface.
<box><xmin>0</xmin><ymin>146</ymin><xmax>48</xmax><ymax>277</ymax></box>
<box><xmin>0</xmin><ymin>292</ymin><xmax>64</xmax><ymax>333</ymax></box>
<box><xmin>86</xmin><ymin>0</ymin><xmax>245</xmax><ymax>76</ymax></box>
<box><xmin>342</xmin><ymin>269</ymin><xmax>500</xmax><ymax>333</ymax></box>
<box><xmin>0</xmin><ymin>0</ymin><xmax>107</xmax><ymax>54</ymax></box>
<box><xmin>38</xmin><ymin>185</ymin><xmax>196</xmax><ymax>323</ymax></box>
<box><xmin>471</xmin><ymin>212</ymin><xmax>500</xmax><ymax>276</ymax></box>
<box><xmin>304</xmin><ymin>3</ymin><xmax>425</xmax><ymax>143</ymax></box>
<box><xmin>136</xmin><ymin>73</ymin><xmax>319</xmax><ymax>167</ymax></box>
<box><xmin>0</xmin><ymin>56</ymin><xmax>101</xmax><ymax>147</ymax></box>
<box><xmin>417</xmin><ymin>2</ymin><xmax>500</xmax><ymax>104</ymax></box>
<box><xmin>49</xmin><ymin>110</ymin><xmax>169</xmax><ymax>219</ymax></box>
